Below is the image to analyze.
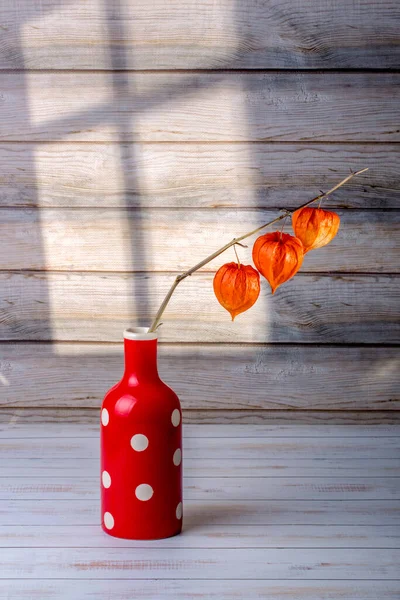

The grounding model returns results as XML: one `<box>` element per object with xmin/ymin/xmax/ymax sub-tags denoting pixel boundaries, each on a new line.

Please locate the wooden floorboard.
<box><xmin>0</xmin><ymin>423</ymin><xmax>399</xmax><ymax>598</ymax></box>
<box><xmin>2</xmin><ymin>423</ymin><xmax>400</xmax><ymax>437</ymax></box>
<box><xmin>1</xmin><ymin>435</ymin><xmax>399</xmax><ymax>459</ymax></box>
<box><xmin>1</xmin><ymin>476</ymin><xmax>399</xmax><ymax>501</ymax></box>
<box><xmin>2</xmin><ymin>408</ymin><xmax>400</xmax><ymax>425</ymax></box>
<box><xmin>0</xmin><ymin>580</ymin><xmax>399</xmax><ymax>600</ymax></box>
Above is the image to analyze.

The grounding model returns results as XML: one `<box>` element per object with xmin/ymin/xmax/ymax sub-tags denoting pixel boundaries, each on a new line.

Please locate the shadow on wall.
<box><xmin>1</xmin><ymin>0</ymin><xmax>262</xmax><ymax>413</ymax></box>
<box><xmin>1</xmin><ymin>2</ymin><xmax>397</xmax><ymax>415</ymax></box>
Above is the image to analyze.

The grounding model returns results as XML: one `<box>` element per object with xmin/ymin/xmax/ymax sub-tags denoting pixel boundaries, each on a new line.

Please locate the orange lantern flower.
<box><xmin>292</xmin><ymin>207</ymin><xmax>340</xmax><ymax>253</ymax></box>
<box><xmin>252</xmin><ymin>232</ymin><xmax>303</xmax><ymax>294</ymax></box>
<box><xmin>213</xmin><ymin>262</ymin><xmax>260</xmax><ymax>320</ymax></box>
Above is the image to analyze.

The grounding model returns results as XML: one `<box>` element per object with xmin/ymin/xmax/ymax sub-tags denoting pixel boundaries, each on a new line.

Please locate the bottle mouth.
<box><xmin>123</xmin><ymin>327</ymin><xmax>158</xmax><ymax>341</ymax></box>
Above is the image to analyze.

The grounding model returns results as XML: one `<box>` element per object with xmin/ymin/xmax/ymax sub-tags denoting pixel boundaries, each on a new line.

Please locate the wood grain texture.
<box><xmin>1</xmin><ymin>208</ymin><xmax>398</xmax><ymax>273</ymax></box>
<box><xmin>2</xmin><ymin>424</ymin><xmax>399</xmax><ymax>596</ymax></box>
<box><xmin>3</xmin><ymin>457</ymin><xmax>399</xmax><ymax>477</ymax></box>
<box><xmin>1</xmin><ymin>580</ymin><xmax>399</xmax><ymax>600</ymax></box>
<box><xmin>1</xmin><ymin>73</ymin><xmax>399</xmax><ymax>142</ymax></box>
<box><xmin>1</xmin><ymin>476</ymin><xmax>398</xmax><ymax>501</ymax></box>
<box><xmin>1</xmin><ymin>0</ymin><xmax>399</xmax><ymax>69</ymax></box>
<box><xmin>1</xmin><ymin>523</ymin><xmax>399</xmax><ymax>548</ymax></box>
<box><xmin>1</xmin><ymin>344</ymin><xmax>398</xmax><ymax>410</ymax></box>
<box><xmin>0</xmin><ymin>143</ymin><xmax>396</xmax><ymax>209</ymax></box>
<box><xmin>2</xmin><ymin>408</ymin><xmax>400</xmax><ymax>425</ymax></box>
<box><xmin>1</xmin><ymin>436</ymin><xmax>398</xmax><ymax>460</ymax></box>
<box><xmin>3</xmin><ymin>497</ymin><xmax>400</xmax><ymax>527</ymax></box>
<box><xmin>1</xmin><ymin>272</ymin><xmax>398</xmax><ymax>343</ymax></box>
<box><xmin>3</xmin><ymin>423</ymin><xmax>400</xmax><ymax>438</ymax></box>
<box><xmin>1</xmin><ymin>547</ymin><xmax>399</xmax><ymax>579</ymax></box>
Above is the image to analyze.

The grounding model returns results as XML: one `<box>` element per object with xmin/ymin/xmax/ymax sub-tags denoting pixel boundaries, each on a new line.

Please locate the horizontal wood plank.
<box><xmin>1</xmin><ymin>547</ymin><xmax>398</xmax><ymax>579</ymax></box>
<box><xmin>0</xmin><ymin>580</ymin><xmax>398</xmax><ymax>600</ymax></box>
<box><xmin>1</xmin><ymin>73</ymin><xmax>399</xmax><ymax>142</ymax></box>
<box><xmin>1</xmin><ymin>208</ymin><xmax>397</xmax><ymax>273</ymax></box>
<box><xmin>0</xmin><ymin>143</ymin><xmax>396</xmax><ymax>209</ymax></box>
<box><xmin>3</xmin><ymin>498</ymin><xmax>398</xmax><ymax>526</ymax></box>
<box><xmin>2</xmin><ymin>408</ymin><xmax>400</xmax><ymax>425</ymax></box>
<box><xmin>1</xmin><ymin>0</ymin><xmax>399</xmax><ymax>69</ymax></box>
<box><xmin>1</xmin><ymin>344</ymin><xmax>398</xmax><ymax>410</ymax></box>
<box><xmin>1</xmin><ymin>272</ymin><xmax>398</xmax><ymax>343</ymax></box>
<box><xmin>0</xmin><ymin>460</ymin><xmax>400</xmax><ymax>483</ymax></box>
<box><xmin>2</xmin><ymin>457</ymin><xmax>399</xmax><ymax>478</ymax></box>
<box><xmin>1</xmin><ymin>523</ymin><xmax>398</xmax><ymax>549</ymax></box>
<box><xmin>1</xmin><ymin>476</ymin><xmax>398</xmax><ymax>501</ymax></box>
<box><xmin>1</xmin><ymin>436</ymin><xmax>398</xmax><ymax>459</ymax></box>
<box><xmin>3</xmin><ymin>423</ymin><xmax>400</xmax><ymax>438</ymax></box>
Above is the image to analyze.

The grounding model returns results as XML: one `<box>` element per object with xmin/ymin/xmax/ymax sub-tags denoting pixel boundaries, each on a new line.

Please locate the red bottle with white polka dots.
<box><xmin>100</xmin><ymin>327</ymin><xmax>183</xmax><ymax>539</ymax></box>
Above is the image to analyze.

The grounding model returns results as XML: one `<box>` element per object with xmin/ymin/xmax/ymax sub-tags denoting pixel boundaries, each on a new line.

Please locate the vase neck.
<box><xmin>122</xmin><ymin>328</ymin><xmax>159</xmax><ymax>384</ymax></box>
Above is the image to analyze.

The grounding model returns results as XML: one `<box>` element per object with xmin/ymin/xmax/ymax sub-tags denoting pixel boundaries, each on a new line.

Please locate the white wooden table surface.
<box><xmin>0</xmin><ymin>423</ymin><xmax>399</xmax><ymax>599</ymax></box>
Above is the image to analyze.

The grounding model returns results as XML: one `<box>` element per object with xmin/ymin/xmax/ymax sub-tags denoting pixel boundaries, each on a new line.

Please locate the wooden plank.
<box><xmin>0</xmin><ymin>580</ymin><xmax>399</xmax><ymax>600</ymax></box>
<box><xmin>1</xmin><ymin>73</ymin><xmax>399</xmax><ymax>142</ymax></box>
<box><xmin>1</xmin><ymin>344</ymin><xmax>398</xmax><ymax>410</ymax></box>
<box><xmin>2</xmin><ymin>457</ymin><xmax>399</xmax><ymax>477</ymax></box>
<box><xmin>1</xmin><ymin>436</ymin><xmax>398</xmax><ymax>459</ymax></box>
<box><xmin>0</xmin><ymin>476</ymin><xmax>398</xmax><ymax>501</ymax></box>
<box><xmin>3</xmin><ymin>498</ymin><xmax>398</xmax><ymax>526</ymax></box>
<box><xmin>1</xmin><ymin>208</ymin><xmax>397</xmax><ymax>273</ymax></box>
<box><xmin>1</xmin><ymin>272</ymin><xmax>398</xmax><ymax>343</ymax></box>
<box><xmin>1</xmin><ymin>0</ymin><xmax>399</xmax><ymax>69</ymax></box>
<box><xmin>2</xmin><ymin>423</ymin><xmax>400</xmax><ymax>438</ymax></box>
<box><xmin>1</xmin><ymin>547</ymin><xmax>398</xmax><ymax>579</ymax></box>
<box><xmin>0</xmin><ymin>143</ymin><xmax>397</xmax><ymax>209</ymax></box>
<box><xmin>1</xmin><ymin>523</ymin><xmax>399</xmax><ymax>549</ymax></box>
<box><xmin>2</xmin><ymin>407</ymin><xmax>400</xmax><ymax>425</ymax></box>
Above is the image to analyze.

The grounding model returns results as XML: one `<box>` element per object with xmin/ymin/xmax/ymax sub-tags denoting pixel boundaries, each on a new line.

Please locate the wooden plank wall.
<box><xmin>0</xmin><ymin>0</ymin><xmax>399</xmax><ymax>423</ymax></box>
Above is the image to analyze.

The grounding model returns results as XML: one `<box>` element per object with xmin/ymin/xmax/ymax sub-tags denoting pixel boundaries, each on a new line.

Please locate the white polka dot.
<box><xmin>173</xmin><ymin>448</ymin><xmax>182</xmax><ymax>466</ymax></box>
<box><xmin>104</xmin><ymin>512</ymin><xmax>114</xmax><ymax>529</ymax></box>
<box><xmin>102</xmin><ymin>470</ymin><xmax>111</xmax><ymax>488</ymax></box>
<box><xmin>101</xmin><ymin>408</ymin><xmax>109</xmax><ymax>426</ymax></box>
<box><xmin>130</xmin><ymin>434</ymin><xmax>149</xmax><ymax>452</ymax></box>
<box><xmin>135</xmin><ymin>483</ymin><xmax>154</xmax><ymax>501</ymax></box>
<box><xmin>171</xmin><ymin>409</ymin><xmax>181</xmax><ymax>427</ymax></box>
<box><xmin>176</xmin><ymin>502</ymin><xmax>182</xmax><ymax>520</ymax></box>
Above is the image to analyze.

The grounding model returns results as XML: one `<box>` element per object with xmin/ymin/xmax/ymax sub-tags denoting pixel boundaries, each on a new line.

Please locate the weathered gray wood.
<box><xmin>3</xmin><ymin>423</ymin><xmax>400</xmax><ymax>438</ymax></box>
<box><xmin>1</xmin><ymin>73</ymin><xmax>399</xmax><ymax>142</ymax></box>
<box><xmin>0</xmin><ymin>580</ymin><xmax>399</xmax><ymax>600</ymax></box>
<box><xmin>1</xmin><ymin>523</ymin><xmax>399</xmax><ymax>549</ymax></box>
<box><xmin>1</xmin><ymin>208</ymin><xmax>397</xmax><ymax>273</ymax></box>
<box><xmin>0</xmin><ymin>143</ymin><xmax>397</xmax><ymax>209</ymax></box>
<box><xmin>1</xmin><ymin>476</ymin><xmax>398</xmax><ymax>501</ymax></box>
<box><xmin>1</xmin><ymin>0</ymin><xmax>399</xmax><ymax>69</ymax></box>
<box><xmin>1</xmin><ymin>436</ymin><xmax>398</xmax><ymax>459</ymax></box>
<box><xmin>1</xmin><ymin>272</ymin><xmax>398</xmax><ymax>343</ymax></box>
<box><xmin>3</xmin><ymin>497</ymin><xmax>399</xmax><ymax>526</ymax></box>
<box><xmin>3</xmin><ymin>457</ymin><xmax>399</xmax><ymax>477</ymax></box>
<box><xmin>2</xmin><ymin>408</ymin><xmax>400</xmax><ymax>425</ymax></box>
<box><xmin>1</xmin><ymin>425</ymin><xmax>398</xmax><ymax>593</ymax></box>
<box><xmin>1</xmin><ymin>547</ymin><xmax>398</xmax><ymax>579</ymax></box>
<box><xmin>1</xmin><ymin>344</ymin><xmax>398</xmax><ymax>410</ymax></box>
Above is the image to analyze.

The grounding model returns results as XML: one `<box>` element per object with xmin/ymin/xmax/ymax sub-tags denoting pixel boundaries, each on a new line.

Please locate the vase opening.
<box><xmin>123</xmin><ymin>327</ymin><xmax>158</xmax><ymax>341</ymax></box>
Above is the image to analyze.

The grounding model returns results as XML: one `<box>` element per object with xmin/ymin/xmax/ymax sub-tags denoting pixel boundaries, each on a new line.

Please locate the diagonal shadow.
<box><xmin>2</xmin><ymin>1</ymin><xmax>277</xmax><ymax>417</ymax></box>
<box><xmin>0</xmin><ymin>81</ymin><xmax>52</xmax><ymax>342</ymax></box>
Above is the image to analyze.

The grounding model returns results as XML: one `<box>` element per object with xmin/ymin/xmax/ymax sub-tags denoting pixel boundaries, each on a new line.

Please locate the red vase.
<box><xmin>100</xmin><ymin>327</ymin><xmax>183</xmax><ymax>539</ymax></box>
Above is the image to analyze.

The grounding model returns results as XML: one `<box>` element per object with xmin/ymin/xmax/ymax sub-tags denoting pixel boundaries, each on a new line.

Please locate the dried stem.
<box><xmin>233</xmin><ymin>243</ymin><xmax>241</xmax><ymax>267</ymax></box>
<box><xmin>148</xmin><ymin>168</ymin><xmax>368</xmax><ymax>332</ymax></box>
<box><xmin>279</xmin><ymin>214</ymin><xmax>288</xmax><ymax>240</ymax></box>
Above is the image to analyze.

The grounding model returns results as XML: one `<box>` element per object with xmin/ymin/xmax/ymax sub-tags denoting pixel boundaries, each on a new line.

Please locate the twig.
<box><xmin>148</xmin><ymin>168</ymin><xmax>368</xmax><ymax>332</ymax></box>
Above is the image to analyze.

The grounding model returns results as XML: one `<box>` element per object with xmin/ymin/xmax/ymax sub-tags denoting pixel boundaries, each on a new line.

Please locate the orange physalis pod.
<box><xmin>213</xmin><ymin>262</ymin><xmax>260</xmax><ymax>321</ymax></box>
<box><xmin>252</xmin><ymin>232</ymin><xmax>304</xmax><ymax>294</ymax></box>
<box><xmin>292</xmin><ymin>206</ymin><xmax>340</xmax><ymax>253</ymax></box>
